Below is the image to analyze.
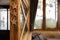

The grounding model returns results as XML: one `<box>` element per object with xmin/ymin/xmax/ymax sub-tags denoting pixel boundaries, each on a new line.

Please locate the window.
<box><xmin>46</xmin><ymin>0</ymin><xmax>58</xmax><ymax>29</ymax></box>
<box><xmin>0</xmin><ymin>8</ymin><xmax>10</xmax><ymax>30</ymax></box>
<box><xmin>0</xmin><ymin>9</ymin><xmax>7</xmax><ymax>30</ymax></box>
<box><xmin>20</xmin><ymin>8</ymin><xmax>25</xmax><ymax>31</ymax></box>
<box><xmin>34</xmin><ymin>0</ymin><xmax>58</xmax><ymax>30</ymax></box>
<box><xmin>34</xmin><ymin>0</ymin><xmax>43</xmax><ymax>29</ymax></box>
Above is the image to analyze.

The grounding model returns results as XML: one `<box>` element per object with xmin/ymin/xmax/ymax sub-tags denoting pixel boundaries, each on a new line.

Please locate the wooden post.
<box><xmin>58</xmin><ymin>0</ymin><xmax>60</xmax><ymax>30</ymax></box>
<box><xmin>42</xmin><ymin>0</ymin><xmax>46</xmax><ymax>30</ymax></box>
<box><xmin>10</xmin><ymin>0</ymin><xmax>20</xmax><ymax>40</ymax></box>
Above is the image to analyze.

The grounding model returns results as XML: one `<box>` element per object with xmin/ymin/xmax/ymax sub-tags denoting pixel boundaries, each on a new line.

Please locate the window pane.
<box><xmin>8</xmin><ymin>9</ymin><xmax>10</xmax><ymax>30</ymax></box>
<box><xmin>46</xmin><ymin>0</ymin><xmax>58</xmax><ymax>28</ymax></box>
<box><xmin>34</xmin><ymin>0</ymin><xmax>43</xmax><ymax>29</ymax></box>
<box><xmin>20</xmin><ymin>0</ymin><xmax>26</xmax><ymax>31</ymax></box>
<box><xmin>20</xmin><ymin>9</ymin><xmax>25</xmax><ymax>31</ymax></box>
<box><xmin>0</xmin><ymin>9</ymin><xmax>7</xmax><ymax>30</ymax></box>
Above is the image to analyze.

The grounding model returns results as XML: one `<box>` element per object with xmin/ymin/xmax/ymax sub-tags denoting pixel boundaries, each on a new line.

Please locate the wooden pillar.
<box><xmin>10</xmin><ymin>0</ymin><xmax>20</xmax><ymax>40</ymax></box>
<box><xmin>42</xmin><ymin>0</ymin><xmax>46</xmax><ymax>30</ymax></box>
<box><xmin>58</xmin><ymin>0</ymin><xmax>60</xmax><ymax>30</ymax></box>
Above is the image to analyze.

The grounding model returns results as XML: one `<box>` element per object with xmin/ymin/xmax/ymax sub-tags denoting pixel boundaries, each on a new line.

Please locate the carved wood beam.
<box><xmin>10</xmin><ymin>0</ymin><xmax>20</xmax><ymax>40</ymax></box>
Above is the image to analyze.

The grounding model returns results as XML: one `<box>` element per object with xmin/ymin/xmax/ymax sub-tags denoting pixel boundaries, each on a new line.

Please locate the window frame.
<box><xmin>33</xmin><ymin>0</ymin><xmax>59</xmax><ymax>31</ymax></box>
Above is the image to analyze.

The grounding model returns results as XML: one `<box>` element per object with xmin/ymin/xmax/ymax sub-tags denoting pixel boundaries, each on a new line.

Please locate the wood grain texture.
<box><xmin>58</xmin><ymin>0</ymin><xmax>60</xmax><ymax>30</ymax></box>
<box><xmin>20</xmin><ymin>0</ymin><xmax>30</xmax><ymax>40</ymax></box>
<box><xmin>10</xmin><ymin>0</ymin><xmax>20</xmax><ymax>40</ymax></box>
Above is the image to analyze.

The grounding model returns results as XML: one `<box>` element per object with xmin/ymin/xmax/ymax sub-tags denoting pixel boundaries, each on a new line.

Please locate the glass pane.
<box><xmin>20</xmin><ymin>8</ymin><xmax>25</xmax><ymax>31</ymax></box>
<box><xmin>34</xmin><ymin>0</ymin><xmax>43</xmax><ymax>29</ymax></box>
<box><xmin>0</xmin><ymin>9</ymin><xmax>7</xmax><ymax>30</ymax></box>
<box><xmin>8</xmin><ymin>9</ymin><xmax>10</xmax><ymax>30</ymax></box>
<box><xmin>46</xmin><ymin>0</ymin><xmax>58</xmax><ymax>28</ymax></box>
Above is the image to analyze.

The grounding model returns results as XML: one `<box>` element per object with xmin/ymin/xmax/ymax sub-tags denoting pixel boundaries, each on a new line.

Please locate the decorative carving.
<box><xmin>10</xmin><ymin>0</ymin><xmax>20</xmax><ymax>40</ymax></box>
<box><xmin>10</xmin><ymin>0</ymin><xmax>30</xmax><ymax>40</ymax></box>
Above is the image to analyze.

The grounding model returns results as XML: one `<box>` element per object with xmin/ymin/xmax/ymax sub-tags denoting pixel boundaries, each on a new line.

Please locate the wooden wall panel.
<box><xmin>10</xmin><ymin>0</ymin><xmax>20</xmax><ymax>40</ymax></box>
